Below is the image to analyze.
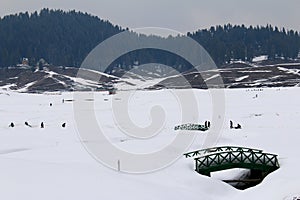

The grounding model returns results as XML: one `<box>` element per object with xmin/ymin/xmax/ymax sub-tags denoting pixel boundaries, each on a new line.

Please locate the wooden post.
<box><xmin>117</xmin><ymin>159</ymin><xmax>121</xmax><ymax>172</ymax></box>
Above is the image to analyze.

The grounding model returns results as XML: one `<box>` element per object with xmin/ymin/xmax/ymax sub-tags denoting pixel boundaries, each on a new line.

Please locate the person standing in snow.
<box><xmin>230</xmin><ymin>120</ymin><xmax>233</xmax><ymax>129</ymax></box>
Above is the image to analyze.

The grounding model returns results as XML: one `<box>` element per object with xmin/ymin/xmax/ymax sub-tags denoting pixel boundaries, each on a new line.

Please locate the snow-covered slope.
<box><xmin>2</xmin><ymin>62</ymin><xmax>300</xmax><ymax>92</ymax></box>
<box><xmin>154</xmin><ymin>63</ymin><xmax>300</xmax><ymax>89</ymax></box>
<box><xmin>0</xmin><ymin>87</ymin><xmax>299</xmax><ymax>200</ymax></box>
<box><xmin>0</xmin><ymin>66</ymin><xmax>121</xmax><ymax>92</ymax></box>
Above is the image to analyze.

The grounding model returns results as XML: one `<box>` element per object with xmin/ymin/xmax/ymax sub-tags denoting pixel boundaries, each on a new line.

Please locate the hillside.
<box><xmin>0</xmin><ymin>9</ymin><xmax>123</xmax><ymax>67</ymax></box>
<box><xmin>0</xmin><ymin>9</ymin><xmax>300</xmax><ymax>70</ymax></box>
<box><xmin>188</xmin><ymin>24</ymin><xmax>300</xmax><ymax>66</ymax></box>
<box><xmin>0</xmin><ymin>66</ymin><xmax>119</xmax><ymax>92</ymax></box>
<box><xmin>152</xmin><ymin>62</ymin><xmax>300</xmax><ymax>89</ymax></box>
<box><xmin>1</xmin><ymin>61</ymin><xmax>300</xmax><ymax>92</ymax></box>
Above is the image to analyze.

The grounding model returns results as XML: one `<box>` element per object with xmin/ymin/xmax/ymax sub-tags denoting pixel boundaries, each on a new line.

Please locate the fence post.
<box><xmin>117</xmin><ymin>159</ymin><xmax>121</xmax><ymax>172</ymax></box>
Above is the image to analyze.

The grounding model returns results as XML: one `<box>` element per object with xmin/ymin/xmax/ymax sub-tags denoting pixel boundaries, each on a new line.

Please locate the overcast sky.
<box><xmin>1</xmin><ymin>0</ymin><xmax>299</xmax><ymax>33</ymax></box>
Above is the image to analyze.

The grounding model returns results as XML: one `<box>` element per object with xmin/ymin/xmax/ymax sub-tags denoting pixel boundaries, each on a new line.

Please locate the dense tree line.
<box><xmin>0</xmin><ymin>9</ymin><xmax>299</xmax><ymax>70</ymax></box>
<box><xmin>188</xmin><ymin>24</ymin><xmax>300</xmax><ymax>66</ymax></box>
<box><xmin>0</xmin><ymin>8</ymin><xmax>122</xmax><ymax>67</ymax></box>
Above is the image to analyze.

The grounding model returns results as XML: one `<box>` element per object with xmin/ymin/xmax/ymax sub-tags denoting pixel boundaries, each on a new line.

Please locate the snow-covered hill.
<box><xmin>1</xmin><ymin>61</ymin><xmax>300</xmax><ymax>93</ymax></box>
<box><xmin>0</xmin><ymin>66</ymin><xmax>121</xmax><ymax>92</ymax></box>
<box><xmin>153</xmin><ymin>62</ymin><xmax>300</xmax><ymax>89</ymax></box>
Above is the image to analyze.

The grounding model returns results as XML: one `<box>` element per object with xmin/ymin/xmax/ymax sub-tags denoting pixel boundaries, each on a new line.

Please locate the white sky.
<box><xmin>0</xmin><ymin>0</ymin><xmax>299</xmax><ymax>33</ymax></box>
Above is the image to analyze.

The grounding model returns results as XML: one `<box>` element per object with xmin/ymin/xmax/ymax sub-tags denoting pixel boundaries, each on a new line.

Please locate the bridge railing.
<box><xmin>195</xmin><ymin>151</ymin><xmax>280</xmax><ymax>175</ymax></box>
<box><xmin>184</xmin><ymin>146</ymin><xmax>263</xmax><ymax>158</ymax></box>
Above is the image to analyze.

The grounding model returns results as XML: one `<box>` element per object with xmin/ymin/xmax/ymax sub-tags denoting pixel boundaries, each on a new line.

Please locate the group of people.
<box><xmin>8</xmin><ymin>101</ymin><xmax>67</xmax><ymax>129</ymax></box>
<box><xmin>204</xmin><ymin>121</ymin><xmax>211</xmax><ymax>129</ymax></box>
<box><xmin>9</xmin><ymin>121</ymin><xmax>66</xmax><ymax>128</ymax></box>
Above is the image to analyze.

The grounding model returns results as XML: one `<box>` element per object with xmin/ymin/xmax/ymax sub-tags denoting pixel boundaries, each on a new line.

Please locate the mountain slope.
<box><xmin>151</xmin><ymin>62</ymin><xmax>300</xmax><ymax>89</ymax></box>
<box><xmin>1</xmin><ymin>61</ymin><xmax>300</xmax><ymax>92</ymax></box>
<box><xmin>0</xmin><ymin>66</ymin><xmax>119</xmax><ymax>92</ymax></box>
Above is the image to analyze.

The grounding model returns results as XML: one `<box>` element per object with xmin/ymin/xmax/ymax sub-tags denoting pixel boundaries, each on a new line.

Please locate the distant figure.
<box><xmin>62</xmin><ymin>123</ymin><xmax>66</xmax><ymax>128</ymax></box>
<box><xmin>235</xmin><ymin>124</ymin><xmax>242</xmax><ymax>129</ymax></box>
<box><xmin>62</xmin><ymin>99</ymin><xmax>64</xmax><ymax>103</ymax></box>
<box><xmin>9</xmin><ymin>122</ymin><xmax>14</xmax><ymax>128</ymax></box>
<box><xmin>205</xmin><ymin>121</ymin><xmax>211</xmax><ymax>128</ymax></box>
<box><xmin>230</xmin><ymin>120</ymin><xmax>233</xmax><ymax>129</ymax></box>
<box><xmin>41</xmin><ymin>122</ymin><xmax>44</xmax><ymax>128</ymax></box>
<box><xmin>25</xmin><ymin>121</ymin><xmax>32</xmax><ymax>127</ymax></box>
<box><xmin>50</xmin><ymin>103</ymin><xmax>53</xmax><ymax>106</ymax></box>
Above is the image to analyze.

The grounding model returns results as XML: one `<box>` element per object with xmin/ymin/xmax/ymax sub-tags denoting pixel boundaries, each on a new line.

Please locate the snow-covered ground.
<box><xmin>252</xmin><ymin>55</ymin><xmax>268</xmax><ymax>63</ymax></box>
<box><xmin>0</xmin><ymin>87</ymin><xmax>299</xmax><ymax>200</ymax></box>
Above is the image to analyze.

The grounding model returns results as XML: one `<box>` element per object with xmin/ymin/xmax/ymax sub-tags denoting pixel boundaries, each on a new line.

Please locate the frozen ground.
<box><xmin>0</xmin><ymin>87</ymin><xmax>300</xmax><ymax>200</ymax></box>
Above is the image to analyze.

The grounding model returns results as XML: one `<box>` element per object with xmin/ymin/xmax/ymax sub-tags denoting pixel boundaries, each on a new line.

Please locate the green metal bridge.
<box><xmin>185</xmin><ymin>146</ymin><xmax>280</xmax><ymax>177</ymax></box>
<box><xmin>184</xmin><ymin>146</ymin><xmax>263</xmax><ymax>158</ymax></box>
